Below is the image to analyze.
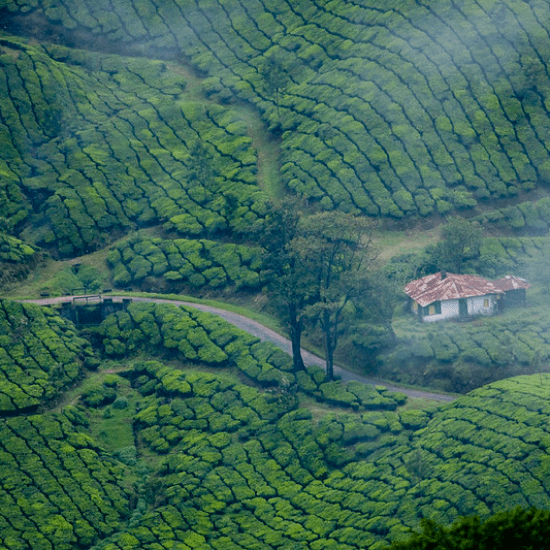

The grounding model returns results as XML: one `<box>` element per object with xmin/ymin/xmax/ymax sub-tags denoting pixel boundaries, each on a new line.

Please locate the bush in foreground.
<box><xmin>387</xmin><ymin>506</ymin><xmax>550</xmax><ymax>549</ymax></box>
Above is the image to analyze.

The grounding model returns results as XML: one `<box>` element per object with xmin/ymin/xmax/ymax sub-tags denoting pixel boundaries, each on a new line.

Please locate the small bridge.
<box><xmin>60</xmin><ymin>295</ymin><xmax>132</xmax><ymax>324</ymax></box>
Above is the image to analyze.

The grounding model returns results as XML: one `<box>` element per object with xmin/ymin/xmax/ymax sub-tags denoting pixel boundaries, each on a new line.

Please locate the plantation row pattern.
<box><xmin>2</xmin><ymin>299</ymin><xmax>550</xmax><ymax>548</ymax></box>
<box><xmin>80</xmin><ymin>363</ymin><xmax>550</xmax><ymax>549</ymax></box>
<box><xmin>475</xmin><ymin>196</ymin><xmax>550</xmax><ymax>236</ymax></box>
<box><xmin>3</xmin><ymin>0</ymin><xmax>550</xmax><ymax>218</ymax></box>
<box><xmin>0</xmin><ymin>300</ymin><xmax>94</xmax><ymax>412</ymax></box>
<box><xmin>382</xmin><ymin>307</ymin><xmax>550</xmax><ymax>392</ymax></box>
<box><xmin>98</xmin><ymin>301</ymin><xmax>406</xmax><ymax>411</ymax></box>
<box><xmin>0</xmin><ymin>414</ymin><xmax>132</xmax><ymax>550</ymax></box>
<box><xmin>106</xmin><ymin>236</ymin><xmax>262</xmax><ymax>292</ymax></box>
<box><xmin>83</xmin><ymin>359</ymin><xmax>429</xmax><ymax>550</ymax></box>
<box><xmin>0</xmin><ymin>36</ymin><xmax>264</xmax><ymax>256</ymax></box>
<box><xmin>444</xmin><ymin>234</ymin><xmax>550</xmax><ymax>278</ymax></box>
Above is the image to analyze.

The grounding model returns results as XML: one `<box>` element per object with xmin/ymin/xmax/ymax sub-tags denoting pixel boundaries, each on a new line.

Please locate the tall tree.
<box><xmin>435</xmin><ymin>216</ymin><xmax>483</xmax><ymax>273</ymax></box>
<box><xmin>257</xmin><ymin>197</ymin><xmax>309</xmax><ymax>372</ymax></box>
<box><xmin>296</xmin><ymin>212</ymin><xmax>377</xmax><ymax>380</ymax></box>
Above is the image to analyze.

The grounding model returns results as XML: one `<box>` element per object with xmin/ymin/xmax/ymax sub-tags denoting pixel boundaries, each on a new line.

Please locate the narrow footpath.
<box><xmin>20</xmin><ymin>295</ymin><xmax>457</xmax><ymax>403</ymax></box>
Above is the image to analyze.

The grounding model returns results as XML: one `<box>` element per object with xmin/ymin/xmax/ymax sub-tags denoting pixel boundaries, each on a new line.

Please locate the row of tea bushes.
<box><xmin>86</xmin><ymin>370</ymin><xmax>550</xmax><ymax>548</ymax></box>
<box><xmin>0</xmin><ymin>232</ymin><xmax>39</xmax><ymax>286</ymax></box>
<box><xmin>381</xmin><ymin>307</ymin><xmax>550</xmax><ymax>392</ymax></box>
<box><xmin>475</xmin><ymin>197</ymin><xmax>550</xmax><ymax>236</ymax></box>
<box><xmin>0</xmin><ymin>232</ymin><xmax>36</xmax><ymax>263</ymax></box>
<box><xmin>4</xmin><ymin>0</ymin><xmax>550</xmax><ymax>218</ymax></box>
<box><xmin>98</xmin><ymin>302</ymin><xmax>405</xmax><ymax>411</ymax></box>
<box><xmin>0</xmin><ymin>414</ymin><xmax>132</xmax><ymax>550</ymax></box>
<box><xmin>106</xmin><ymin>236</ymin><xmax>262</xmax><ymax>291</ymax></box>
<box><xmin>468</xmin><ymin>235</ymin><xmax>550</xmax><ymax>278</ymax></box>
<box><xmin>380</xmin><ymin>374</ymin><xmax>550</xmax><ymax>528</ymax></box>
<box><xmin>80</xmin><ymin>359</ymin><xmax>424</xmax><ymax>550</ymax></box>
<box><xmin>0</xmin><ymin>36</ymin><xmax>265</xmax><ymax>255</ymax></box>
<box><xmin>0</xmin><ymin>300</ymin><xmax>94</xmax><ymax>412</ymax></box>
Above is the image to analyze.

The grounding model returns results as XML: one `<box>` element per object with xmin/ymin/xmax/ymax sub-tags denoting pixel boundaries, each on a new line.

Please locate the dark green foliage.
<box><xmin>81</xmin><ymin>384</ymin><xmax>117</xmax><ymax>407</ymax></box>
<box><xmin>388</xmin><ymin>506</ymin><xmax>550</xmax><ymax>549</ymax></box>
<box><xmin>107</xmin><ymin>236</ymin><xmax>261</xmax><ymax>292</ymax></box>
<box><xmin>432</xmin><ymin>217</ymin><xmax>483</xmax><ymax>274</ymax></box>
<box><xmin>0</xmin><ymin>300</ymin><xmax>92</xmax><ymax>411</ymax></box>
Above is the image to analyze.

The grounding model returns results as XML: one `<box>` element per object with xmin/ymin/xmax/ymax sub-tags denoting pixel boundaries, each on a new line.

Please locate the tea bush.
<box><xmin>99</xmin><ymin>301</ymin><xmax>404</xmax><ymax>411</ymax></box>
<box><xmin>0</xmin><ymin>300</ymin><xmax>93</xmax><ymax>411</ymax></box>
<box><xmin>107</xmin><ymin>236</ymin><xmax>261</xmax><ymax>292</ymax></box>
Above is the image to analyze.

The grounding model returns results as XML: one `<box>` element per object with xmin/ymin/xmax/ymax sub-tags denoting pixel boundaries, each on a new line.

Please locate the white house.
<box><xmin>404</xmin><ymin>272</ymin><xmax>530</xmax><ymax>322</ymax></box>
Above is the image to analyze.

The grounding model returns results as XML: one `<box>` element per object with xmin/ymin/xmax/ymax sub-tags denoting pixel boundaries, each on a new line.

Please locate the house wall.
<box><xmin>421</xmin><ymin>296</ymin><xmax>497</xmax><ymax>322</ymax></box>
<box><xmin>467</xmin><ymin>295</ymin><xmax>497</xmax><ymax>316</ymax></box>
<box><xmin>422</xmin><ymin>299</ymin><xmax>459</xmax><ymax>322</ymax></box>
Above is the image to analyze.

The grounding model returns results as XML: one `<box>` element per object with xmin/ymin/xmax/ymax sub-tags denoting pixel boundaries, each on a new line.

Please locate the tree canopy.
<box><xmin>434</xmin><ymin>217</ymin><xmax>483</xmax><ymax>274</ymax></box>
<box><xmin>388</xmin><ymin>507</ymin><xmax>550</xmax><ymax>550</ymax></box>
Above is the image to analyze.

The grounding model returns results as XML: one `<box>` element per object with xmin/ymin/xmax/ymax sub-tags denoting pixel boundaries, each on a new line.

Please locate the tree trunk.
<box><xmin>288</xmin><ymin>302</ymin><xmax>305</xmax><ymax>372</ymax></box>
<box><xmin>323</xmin><ymin>309</ymin><xmax>335</xmax><ymax>380</ymax></box>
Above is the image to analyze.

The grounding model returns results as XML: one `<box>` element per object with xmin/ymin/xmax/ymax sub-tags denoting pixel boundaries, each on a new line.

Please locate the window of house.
<box><xmin>412</xmin><ymin>301</ymin><xmax>418</xmax><ymax>312</ymax></box>
<box><xmin>427</xmin><ymin>302</ymin><xmax>441</xmax><ymax>315</ymax></box>
<box><xmin>484</xmin><ymin>298</ymin><xmax>489</xmax><ymax>308</ymax></box>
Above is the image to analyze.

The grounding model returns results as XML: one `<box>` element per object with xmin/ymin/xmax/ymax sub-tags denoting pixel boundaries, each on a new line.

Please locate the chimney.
<box><xmin>441</xmin><ymin>271</ymin><xmax>447</xmax><ymax>280</ymax></box>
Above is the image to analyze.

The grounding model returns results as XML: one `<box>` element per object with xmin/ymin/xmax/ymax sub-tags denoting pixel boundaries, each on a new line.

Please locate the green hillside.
<box><xmin>2</xmin><ymin>0</ymin><xmax>550</xmax><ymax>247</ymax></box>
<box><xmin>3</xmin><ymin>0</ymin><xmax>550</xmax><ymax>546</ymax></box>
<box><xmin>0</xmin><ymin>299</ymin><xmax>549</xmax><ymax>548</ymax></box>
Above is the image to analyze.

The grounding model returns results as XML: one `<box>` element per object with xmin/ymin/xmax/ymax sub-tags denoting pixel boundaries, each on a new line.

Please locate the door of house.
<box><xmin>459</xmin><ymin>298</ymin><xmax>468</xmax><ymax>316</ymax></box>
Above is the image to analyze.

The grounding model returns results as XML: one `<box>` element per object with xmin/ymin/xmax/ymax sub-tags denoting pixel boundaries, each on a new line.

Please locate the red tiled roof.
<box><xmin>493</xmin><ymin>275</ymin><xmax>531</xmax><ymax>291</ymax></box>
<box><xmin>404</xmin><ymin>272</ymin><xmax>504</xmax><ymax>307</ymax></box>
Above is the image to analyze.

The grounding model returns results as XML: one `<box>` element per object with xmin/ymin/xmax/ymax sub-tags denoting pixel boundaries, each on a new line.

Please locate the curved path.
<box><xmin>19</xmin><ymin>295</ymin><xmax>457</xmax><ymax>403</ymax></box>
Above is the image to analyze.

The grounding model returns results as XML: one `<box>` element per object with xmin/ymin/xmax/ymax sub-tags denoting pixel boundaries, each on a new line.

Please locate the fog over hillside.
<box><xmin>2</xmin><ymin>1</ymin><xmax>550</xmax><ymax>549</ymax></box>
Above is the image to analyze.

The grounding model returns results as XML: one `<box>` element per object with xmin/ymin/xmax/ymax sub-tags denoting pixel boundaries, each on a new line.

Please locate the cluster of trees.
<box><xmin>388</xmin><ymin>215</ymin><xmax>550</xmax><ymax>284</ymax></box>
<box><xmin>257</xmin><ymin>198</ymin><xmax>397</xmax><ymax>379</ymax></box>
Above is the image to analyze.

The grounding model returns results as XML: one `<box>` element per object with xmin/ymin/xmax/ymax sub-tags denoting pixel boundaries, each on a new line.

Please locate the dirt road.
<box><xmin>19</xmin><ymin>294</ymin><xmax>457</xmax><ymax>403</ymax></box>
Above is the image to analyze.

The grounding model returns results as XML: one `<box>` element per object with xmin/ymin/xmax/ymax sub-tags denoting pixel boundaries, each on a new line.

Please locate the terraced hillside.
<box><xmin>3</xmin><ymin>2</ymin><xmax>550</xmax><ymax>546</ymax></box>
<box><xmin>2</xmin><ymin>0</ymin><xmax>550</xmax><ymax>251</ymax></box>
<box><xmin>0</xmin><ymin>298</ymin><xmax>549</xmax><ymax>549</ymax></box>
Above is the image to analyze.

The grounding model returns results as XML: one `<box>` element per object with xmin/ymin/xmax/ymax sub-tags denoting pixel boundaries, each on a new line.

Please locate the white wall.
<box><xmin>468</xmin><ymin>295</ymin><xmax>497</xmax><ymax>316</ymax></box>
<box><xmin>421</xmin><ymin>296</ymin><xmax>497</xmax><ymax>322</ymax></box>
<box><xmin>422</xmin><ymin>299</ymin><xmax>459</xmax><ymax>322</ymax></box>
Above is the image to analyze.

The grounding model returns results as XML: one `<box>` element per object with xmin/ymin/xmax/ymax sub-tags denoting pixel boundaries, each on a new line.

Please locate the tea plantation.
<box><xmin>3</xmin><ymin>0</ymin><xmax>550</xmax><ymax>546</ymax></box>
<box><xmin>3</xmin><ymin>0</ymin><xmax>550</xmax><ymax>224</ymax></box>
<box><xmin>0</xmin><ymin>298</ymin><xmax>548</xmax><ymax>548</ymax></box>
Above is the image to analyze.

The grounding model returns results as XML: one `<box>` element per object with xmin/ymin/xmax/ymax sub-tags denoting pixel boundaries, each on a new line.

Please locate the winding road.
<box><xmin>19</xmin><ymin>294</ymin><xmax>457</xmax><ymax>403</ymax></box>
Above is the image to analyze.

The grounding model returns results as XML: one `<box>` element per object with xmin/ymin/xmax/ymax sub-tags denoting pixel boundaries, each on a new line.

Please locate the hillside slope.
<box><xmin>0</xmin><ymin>299</ymin><xmax>548</xmax><ymax>549</ymax></box>
<box><xmin>2</xmin><ymin>0</ymin><xmax>550</xmax><ymax>226</ymax></box>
